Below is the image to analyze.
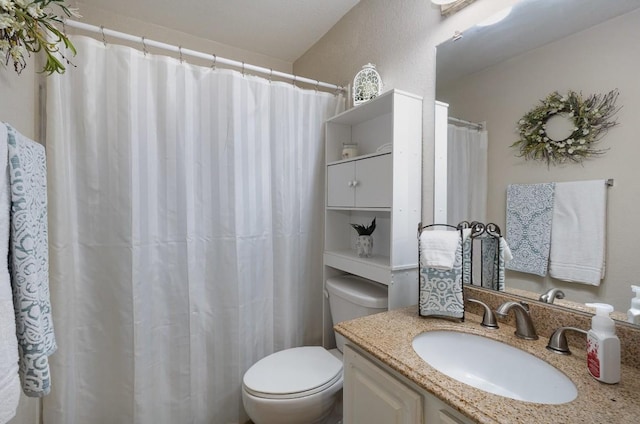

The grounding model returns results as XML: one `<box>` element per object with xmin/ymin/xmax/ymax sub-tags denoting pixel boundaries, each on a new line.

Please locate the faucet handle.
<box><xmin>546</xmin><ymin>326</ymin><xmax>588</xmax><ymax>355</ymax></box>
<box><xmin>539</xmin><ymin>288</ymin><xmax>565</xmax><ymax>304</ymax></box>
<box><xmin>494</xmin><ymin>301</ymin><xmax>538</xmax><ymax>340</ymax></box>
<box><xmin>468</xmin><ymin>299</ymin><xmax>499</xmax><ymax>329</ymax></box>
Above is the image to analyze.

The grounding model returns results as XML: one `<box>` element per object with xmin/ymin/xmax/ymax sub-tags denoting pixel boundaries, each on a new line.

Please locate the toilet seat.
<box><xmin>243</xmin><ymin>346</ymin><xmax>343</xmax><ymax>400</ymax></box>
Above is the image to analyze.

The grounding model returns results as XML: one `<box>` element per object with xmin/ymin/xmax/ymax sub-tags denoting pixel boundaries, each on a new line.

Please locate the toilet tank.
<box><xmin>326</xmin><ymin>275</ymin><xmax>388</xmax><ymax>352</ymax></box>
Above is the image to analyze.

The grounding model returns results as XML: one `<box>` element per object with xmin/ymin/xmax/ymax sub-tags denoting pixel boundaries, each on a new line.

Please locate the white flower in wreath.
<box><xmin>0</xmin><ymin>14</ymin><xmax>14</xmax><ymax>29</ymax></box>
<box><xmin>27</xmin><ymin>3</ymin><xmax>45</xmax><ymax>18</ymax></box>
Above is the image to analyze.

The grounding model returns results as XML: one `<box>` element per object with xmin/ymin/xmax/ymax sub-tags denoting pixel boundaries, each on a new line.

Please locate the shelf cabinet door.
<box><xmin>343</xmin><ymin>345</ymin><xmax>422</xmax><ymax>424</ymax></box>
<box><xmin>327</xmin><ymin>154</ymin><xmax>392</xmax><ymax>208</ymax></box>
<box><xmin>327</xmin><ymin>162</ymin><xmax>356</xmax><ymax>207</ymax></box>
<box><xmin>354</xmin><ymin>154</ymin><xmax>392</xmax><ymax>208</ymax></box>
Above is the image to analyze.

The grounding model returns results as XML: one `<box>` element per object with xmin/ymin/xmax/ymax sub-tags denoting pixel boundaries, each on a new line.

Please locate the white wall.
<box><xmin>73</xmin><ymin>1</ymin><xmax>293</xmax><ymax>74</ymax></box>
<box><xmin>438</xmin><ymin>9</ymin><xmax>640</xmax><ymax>312</ymax></box>
<box><xmin>294</xmin><ymin>0</ymin><xmax>519</xmax><ymax>229</ymax></box>
<box><xmin>0</xmin><ymin>62</ymin><xmax>37</xmax><ymax>139</ymax></box>
<box><xmin>294</xmin><ymin>1</ymin><xmax>640</xmax><ymax>313</ymax></box>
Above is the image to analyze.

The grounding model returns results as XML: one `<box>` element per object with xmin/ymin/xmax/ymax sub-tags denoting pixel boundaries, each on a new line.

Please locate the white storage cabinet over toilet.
<box><xmin>322</xmin><ymin>89</ymin><xmax>423</xmax><ymax>347</ymax></box>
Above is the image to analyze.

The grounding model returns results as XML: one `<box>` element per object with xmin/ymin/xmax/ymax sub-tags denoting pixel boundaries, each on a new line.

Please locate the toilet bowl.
<box><xmin>242</xmin><ymin>275</ymin><xmax>388</xmax><ymax>424</ymax></box>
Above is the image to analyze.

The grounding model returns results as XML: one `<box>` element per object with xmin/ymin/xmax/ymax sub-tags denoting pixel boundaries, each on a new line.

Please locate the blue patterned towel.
<box><xmin>505</xmin><ymin>183</ymin><xmax>555</xmax><ymax>277</ymax></box>
<box><xmin>419</xmin><ymin>237</ymin><xmax>464</xmax><ymax>320</ymax></box>
<box><xmin>462</xmin><ymin>233</ymin><xmax>510</xmax><ymax>291</ymax></box>
<box><xmin>6</xmin><ymin>125</ymin><xmax>56</xmax><ymax>397</ymax></box>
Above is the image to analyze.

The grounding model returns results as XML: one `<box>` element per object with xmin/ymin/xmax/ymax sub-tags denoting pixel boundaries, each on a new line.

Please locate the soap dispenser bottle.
<box><xmin>586</xmin><ymin>303</ymin><xmax>620</xmax><ymax>384</ymax></box>
<box><xmin>628</xmin><ymin>286</ymin><xmax>640</xmax><ymax>325</ymax></box>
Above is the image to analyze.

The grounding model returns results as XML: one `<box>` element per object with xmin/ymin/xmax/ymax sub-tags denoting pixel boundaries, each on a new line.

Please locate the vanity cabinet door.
<box><xmin>343</xmin><ymin>345</ymin><xmax>422</xmax><ymax>424</ymax></box>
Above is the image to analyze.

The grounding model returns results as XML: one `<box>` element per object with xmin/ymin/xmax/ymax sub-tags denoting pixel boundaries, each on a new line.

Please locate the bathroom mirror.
<box><xmin>435</xmin><ymin>0</ymin><xmax>640</xmax><ymax>323</ymax></box>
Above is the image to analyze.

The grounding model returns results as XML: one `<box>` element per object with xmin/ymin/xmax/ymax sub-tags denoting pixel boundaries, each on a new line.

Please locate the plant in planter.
<box><xmin>350</xmin><ymin>217</ymin><xmax>376</xmax><ymax>258</ymax></box>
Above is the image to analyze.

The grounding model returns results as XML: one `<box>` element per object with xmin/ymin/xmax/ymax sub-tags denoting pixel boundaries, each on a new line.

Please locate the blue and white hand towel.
<box><xmin>6</xmin><ymin>124</ymin><xmax>56</xmax><ymax>397</ymax></box>
<box><xmin>505</xmin><ymin>183</ymin><xmax>555</xmax><ymax>277</ymax></box>
<box><xmin>419</xmin><ymin>229</ymin><xmax>471</xmax><ymax>320</ymax></box>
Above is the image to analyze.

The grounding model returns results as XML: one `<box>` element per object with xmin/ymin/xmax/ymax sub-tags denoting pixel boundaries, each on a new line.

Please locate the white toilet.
<box><xmin>242</xmin><ymin>275</ymin><xmax>388</xmax><ymax>424</ymax></box>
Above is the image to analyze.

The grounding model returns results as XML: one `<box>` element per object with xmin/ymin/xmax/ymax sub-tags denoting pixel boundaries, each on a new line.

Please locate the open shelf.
<box><xmin>324</xmin><ymin>250</ymin><xmax>391</xmax><ymax>285</ymax></box>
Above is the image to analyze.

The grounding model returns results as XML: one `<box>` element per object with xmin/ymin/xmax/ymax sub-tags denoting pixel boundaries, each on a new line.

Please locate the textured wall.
<box><xmin>0</xmin><ymin>63</ymin><xmax>37</xmax><ymax>139</ymax></box>
<box><xmin>294</xmin><ymin>0</ymin><xmax>517</xmax><ymax>225</ymax></box>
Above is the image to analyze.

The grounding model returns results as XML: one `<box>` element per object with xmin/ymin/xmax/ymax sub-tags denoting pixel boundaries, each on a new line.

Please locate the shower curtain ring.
<box><xmin>178</xmin><ymin>46</ymin><xmax>184</xmax><ymax>63</ymax></box>
<box><xmin>269</xmin><ymin>68</ymin><xmax>273</xmax><ymax>83</ymax></box>
<box><xmin>141</xmin><ymin>36</ymin><xmax>148</xmax><ymax>56</ymax></box>
<box><xmin>242</xmin><ymin>62</ymin><xmax>245</xmax><ymax>77</ymax></box>
<box><xmin>100</xmin><ymin>25</ymin><xmax>107</xmax><ymax>47</ymax></box>
<box><xmin>293</xmin><ymin>75</ymin><xmax>297</xmax><ymax>87</ymax></box>
<box><xmin>315</xmin><ymin>80</ymin><xmax>320</xmax><ymax>92</ymax></box>
<box><xmin>211</xmin><ymin>54</ymin><xmax>217</xmax><ymax>70</ymax></box>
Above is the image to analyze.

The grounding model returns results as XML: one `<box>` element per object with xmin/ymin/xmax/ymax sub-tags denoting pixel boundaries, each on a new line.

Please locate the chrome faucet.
<box><xmin>495</xmin><ymin>301</ymin><xmax>538</xmax><ymax>340</ymax></box>
<box><xmin>539</xmin><ymin>288</ymin><xmax>565</xmax><ymax>304</ymax></box>
<box><xmin>467</xmin><ymin>299</ymin><xmax>499</xmax><ymax>329</ymax></box>
<box><xmin>546</xmin><ymin>327</ymin><xmax>588</xmax><ymax>355</ymax></box>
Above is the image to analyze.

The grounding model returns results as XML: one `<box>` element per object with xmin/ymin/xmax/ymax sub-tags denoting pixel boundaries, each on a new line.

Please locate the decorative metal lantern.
<box><xmin>352</xmin><ymin>63</ymin><xmax>383</xmax><ymax>106</ymax></box>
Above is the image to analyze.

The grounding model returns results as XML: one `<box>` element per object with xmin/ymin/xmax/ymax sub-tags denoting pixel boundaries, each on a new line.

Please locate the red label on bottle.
<box><xmin>587</xmin><ymin>337</ymin><xmax>600</xmax><ymax>378</ymax></box>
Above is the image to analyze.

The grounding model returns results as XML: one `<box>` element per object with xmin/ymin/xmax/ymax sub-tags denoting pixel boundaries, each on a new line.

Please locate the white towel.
<box><xmin>419</xmin><ymin>230</ymin><xmax>461</xmax><ymax>270</ymax></box>
<box><xmin>500</xmin><ymin>237</ymin><xmax>513</xmax><ymax>262</ymax></box>
<box><xmin>0</xmin><ymin>123</ymin><xmax>20</xmax><ymax>423</ymax></box>
<box><xmin>549</xmin><ymin>180</ymin><xmax>607</xmax><ymax>285</ymax></box>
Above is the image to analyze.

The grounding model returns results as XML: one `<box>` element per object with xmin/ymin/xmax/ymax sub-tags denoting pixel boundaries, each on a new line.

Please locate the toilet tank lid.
<box><xmin>326</xmin><ymin>275</ymin><xmax>388</xmax><ymax>309</ymax></box>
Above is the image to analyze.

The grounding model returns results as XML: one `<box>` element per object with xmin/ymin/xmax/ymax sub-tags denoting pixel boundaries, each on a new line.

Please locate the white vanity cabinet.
<box><xmin>322</xmin><ymin>90</ymin><xmax>423</xmax><ymax>347</ymax></box>
<box><xmin>343</xmin><ymin>344</ymin><xmax>422</xmax><ymax>423</ymax></box>
<box><xmin>343</xmin><ymin>345</ymin><xmax>475</xmax><ymax>424</ymax></box>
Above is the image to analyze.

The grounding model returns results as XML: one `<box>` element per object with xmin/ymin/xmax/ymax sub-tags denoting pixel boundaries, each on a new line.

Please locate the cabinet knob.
<box><xmin>352</xmin><ymin>180</ymin><xmax>359</xmax><ymax>187</ymax></box>
<box><xmin>347</xmin><ymin>181</ymin><xmax>353</xmax><ymax>187</ymax></box>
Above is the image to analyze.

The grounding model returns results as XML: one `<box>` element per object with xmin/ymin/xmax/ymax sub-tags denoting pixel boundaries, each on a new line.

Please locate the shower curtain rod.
<box><xmin>63</xmin><ymin>20</ymin><xmax>345</xmax><ymax>93</ymax></box>
<box><xmin>448</xmin><ymin>116</ymin><xmax>484</xmax><ymax>130</ymax></box>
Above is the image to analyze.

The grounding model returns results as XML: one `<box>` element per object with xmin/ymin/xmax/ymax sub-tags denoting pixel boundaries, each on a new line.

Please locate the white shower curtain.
<box><xmin>44</xmin><ymin>36</ymin><xmax>343</xmax><ymax>424</ymax></box>
<box><xmin>446</xmin><ymin>124</ymin><xmax>488</xmax><ymax>225</ymax></box>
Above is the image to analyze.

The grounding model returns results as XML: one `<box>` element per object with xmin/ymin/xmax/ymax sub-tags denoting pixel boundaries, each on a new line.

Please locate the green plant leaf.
<box><xmin>350</xmin><ymin>217</ymin><xmax>376</xmax><ymax>236</ymax></box>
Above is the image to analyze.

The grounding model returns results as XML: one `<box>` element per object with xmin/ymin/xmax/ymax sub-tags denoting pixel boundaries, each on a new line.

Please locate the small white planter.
<box><xmin>356</xmin><ymin>235</ymin><xmax>373</xmax><ymax>258</ymax></box>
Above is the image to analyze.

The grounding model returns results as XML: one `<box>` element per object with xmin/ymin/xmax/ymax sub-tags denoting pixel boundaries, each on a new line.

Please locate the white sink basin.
<box><xmin>412</xmin><ymin>330</ymin><xmax>577</xmax><ymax>404</ymax></box>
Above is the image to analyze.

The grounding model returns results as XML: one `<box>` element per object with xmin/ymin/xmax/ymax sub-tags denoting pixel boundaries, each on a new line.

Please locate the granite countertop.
<box><xmin>335</xmin><ymin>306</ymin><xmax>640</xmax><ymax>424</ymax></box>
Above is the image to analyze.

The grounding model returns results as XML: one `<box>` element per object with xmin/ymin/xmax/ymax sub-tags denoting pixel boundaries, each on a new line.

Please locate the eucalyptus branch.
<box><xmin>1</xmin><ymin>0</ymin><xmax>79</xmax><ymax>74</ymax></box>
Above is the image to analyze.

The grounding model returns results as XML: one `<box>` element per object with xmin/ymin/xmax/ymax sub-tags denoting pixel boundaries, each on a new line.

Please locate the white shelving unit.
<box><xmin>323</xmin><ymin>89</ymin><xmax>423</xmax><ymax>347</ymax></box>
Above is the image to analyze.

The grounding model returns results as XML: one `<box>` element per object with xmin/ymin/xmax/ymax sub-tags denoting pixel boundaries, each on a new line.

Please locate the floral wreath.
<box><xmin>512</xmin><ymin>90</ymin><xmax>620</xmax><ymax>165</ymax></box>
